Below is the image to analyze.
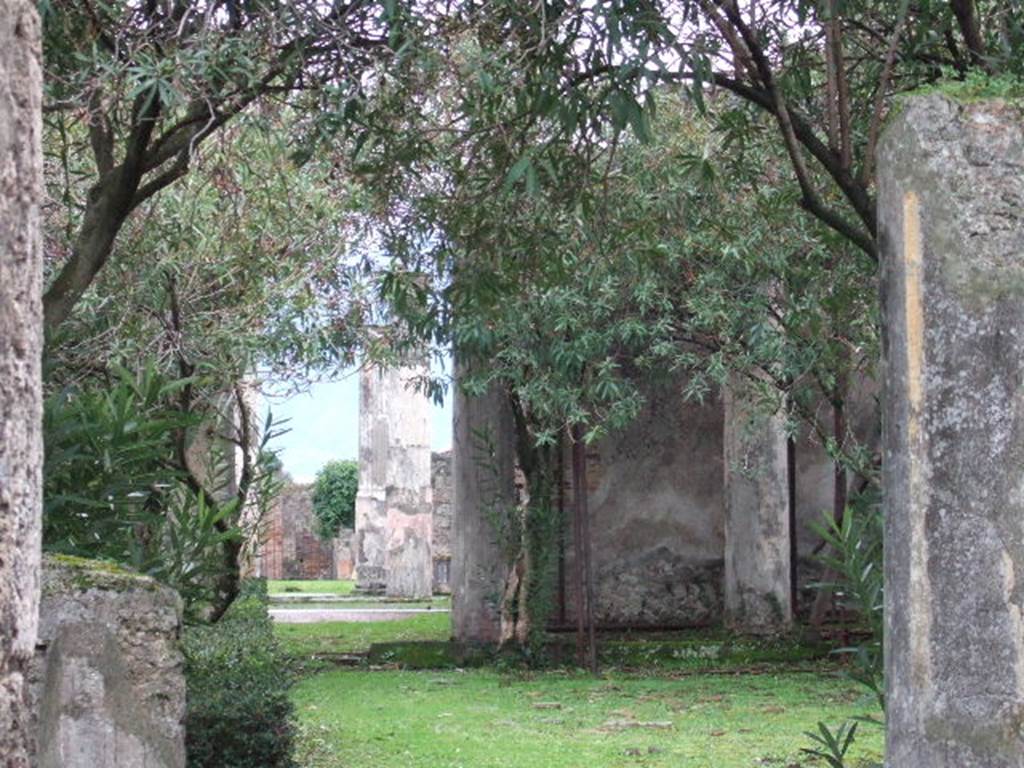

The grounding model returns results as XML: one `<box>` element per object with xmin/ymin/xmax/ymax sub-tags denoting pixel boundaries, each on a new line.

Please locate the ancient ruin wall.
<box><xmin>256</xmin><ymin>483</ymin><xmax>346</xmax><ymax>581</ymax></box>
<box><xmin>557</xmin><ymin>377</ymin><xmax>856</xmax><ymax>629</ymax></box>
<box><xmin>29</xmin><ymin>557</ymin><xmax>186</xmax><ymax>768</ymax></box>
<box><xmin>561</xmin><ymin>378</ymin><xmax>727</xmax><ymax>627</ymax></box>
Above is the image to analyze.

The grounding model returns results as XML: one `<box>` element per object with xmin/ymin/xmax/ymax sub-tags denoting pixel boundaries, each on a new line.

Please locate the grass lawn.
<box><xmin>275</xmin><ymin>612</ymin><xmax>452</xmax><ymax>656</ymax></box>
<box><xmin>268</xmin><ymin>579</ymin><xmax>356</xmax><ymax>595</ymax></box>
<box><xmin>293</xmin><ymin>667</ymin><xmax>884</xmax><ymax>768</ymax></box>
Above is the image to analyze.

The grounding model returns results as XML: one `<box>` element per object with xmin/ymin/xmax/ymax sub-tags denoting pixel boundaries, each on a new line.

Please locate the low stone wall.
<box><xmin>29</xmin><ymin>555</ymin><xmax>186</xmax><ymax>768</ymax></box>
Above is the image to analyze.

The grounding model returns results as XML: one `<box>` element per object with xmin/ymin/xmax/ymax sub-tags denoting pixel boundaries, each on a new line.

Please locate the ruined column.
<box><xmin>0</xmin><ymin>3</ymin><xmax>43</xmax><ymax>763</ymax></box>
<box><xmin>878</xmin><ymin>93</ymin><xmax>1024</xmax><ymax>766</ymax></box>
<box><xmin>354</xmin><ymin>354</ymin><xmax>434</xmax><ymax>598</ymax></box>
<box><xmin>354</xmin><ymin>363</ymin><xmax>389</xmax><ymax>593</ymax></box>
<box><xmin>722</xmin><ymin>382</ymin><xmax>792</xmax><ymax>634</ymax></box>
<box><xmin>450</xmin><ymin>361</ymin><xmax>517</xmax><ymax>644</ymax></box>
<box><xmin>382</xmin><ymin>356</ymin><xmax>433</xmax><ymax>599</ymax></box>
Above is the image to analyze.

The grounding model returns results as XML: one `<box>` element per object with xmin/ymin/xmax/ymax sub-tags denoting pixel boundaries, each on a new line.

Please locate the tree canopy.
<box><xmin>312</xmin><ymin>460</ymin><xmax>360</xmax><ymax>540</ymax></box>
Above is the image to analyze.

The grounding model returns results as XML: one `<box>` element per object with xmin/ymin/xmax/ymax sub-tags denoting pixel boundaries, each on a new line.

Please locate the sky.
<box><xmin>263</xmin><ymin>365</ymin><xmax>453</xmax><ymax>484</ymax></box>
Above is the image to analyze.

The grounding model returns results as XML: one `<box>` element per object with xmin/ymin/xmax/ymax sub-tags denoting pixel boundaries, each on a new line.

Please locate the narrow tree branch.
<box><xmin>708</xmin><ymin>73</ymin><xmax>878</xmax><ymax>259</ymax></box>
<box><xmin>706</xmin><ymin>1</ymin><xmax>876</xmax><ymax>253</ymax></box>
<box><xmin>861</xmin><ymin>0</ymin><xmax>910</xmax><ymax>185</ymax></box>
<box><xmin>87</xmin><ymin>89</ymin><xmax>115</xmax><ymax>175</ymax></box>
<box><xmin>132</xmin><ymin>151</ymin><xmax>190</xmax><ymax>207</ymax></box>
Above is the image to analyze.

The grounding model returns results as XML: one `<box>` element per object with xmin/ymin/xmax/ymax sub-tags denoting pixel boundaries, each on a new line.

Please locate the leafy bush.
<box><xmin>812</xmin><ymin>495</ymin><xmax>885</xmax><ymax>710</ymax></box>
<box><xmin>43</xmin><ymin>362</ymin><xmax>286</xmax><ymax>619</ymax></box>
<box><xmin>183</xmin><ymin>580</ymin><xmax>296</xmax><ymax>768</ymax></box>
<box><xmin>312</xmin><ymin>459</ymin><xmax>359</xmax><ymax>539</ymax></box>
<box><xmin>803</xmin><ymin>495</ymin><xmax>886</xmax><ymax>768</ymax></box>
<box><xmin>801</xmin><ymin>721</ymin><xmax>860</xmax><ymax>768</ymax></box>
<box><xmin>43</xmin><ymin>363</ymin><xmax>196</xmax><ymax>559</ymax></box>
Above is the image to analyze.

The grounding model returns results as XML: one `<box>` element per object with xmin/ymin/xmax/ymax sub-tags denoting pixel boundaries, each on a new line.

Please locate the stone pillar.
<box><xmin>354</xmin><ymin>356</ymin><xmax>434</xmax><ymax>598</ymax></box>
<box><xmin>0</xmin><ymin>3</ymin><xmax>43</xmax><ymax>764</ymax></box>
<box><xmin>382</xmin><ymin>358</ymin><xmax>433</xmax><ymax>599</ymax></box>
<box><xmin>722</xmin><ymin>382</ymin><xmax>792</xmax><ymax>634</ymax></box>
<box><xmin>354</xmin><ymin>362</ymin><xmax>389</xmax><ymax>593</ymax></box>
<box><xmin>878</xmin><ymin>93</ymin><xmax>1024</xmax><ymax>766</ymax></box>
<box><xmin>450</xmin><ymin>362</ymin><xmax>517</xmax><ymax>644</ymax></box>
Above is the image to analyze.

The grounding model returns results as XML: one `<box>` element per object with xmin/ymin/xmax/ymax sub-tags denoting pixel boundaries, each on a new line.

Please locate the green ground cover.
<box><xmin>293</xmin><ymin>668</ymin><xmax>883</xmax><ymax>768</ymax></box>
<box><xmin>267</xmin><ymin>579</ymin><xmax>356</xmax><ymax>595</ymax></box>
<box><xmin>274</xmin><ymin>612</ymin><xmax>452</xmax><ymax>656</ymax></box>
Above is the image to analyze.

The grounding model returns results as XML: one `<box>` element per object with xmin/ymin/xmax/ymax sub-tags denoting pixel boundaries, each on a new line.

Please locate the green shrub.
<box><xmin>312</xmin><ymin>459</ymin><xmax>359</xmax><ymax>539</ymax></box>
<box><xmin>184</xmin><ymin>580</ymin><xmax>296</xmax><ymax>768</ymax></box>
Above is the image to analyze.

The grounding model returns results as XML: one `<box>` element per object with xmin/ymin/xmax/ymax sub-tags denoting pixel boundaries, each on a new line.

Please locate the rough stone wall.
<box><xmin>879</xmin><ymin>93</ymin><xmax>1024</xmax><ymax>766</ymax></box>
<box><xmin>255</xmin><ymin>483</ymin><xmax>338</xmax><ymax>580</ymax></box>
<box><xmin>0</xmin><ymin>3</ymin><xmax>43</xmax><ymax>763</ymax></box>
<box><xmin>561</xmin><ymin>378</ymin><xmax>727</xmax><ymax>627</ymax></box>
<box><xmin>431</xmin><ymin>450</ymin><xmax>453</xmax><ymax>593</ymax></box>
<box><xmin>29</xmin><ymin>556</ymin><xmax>186</xmax><ymax>768</ymax></box>
<box><xmin>552</xmin><ymin>377</ymin><xmax>858</xmax><ymax>629</ymax></box>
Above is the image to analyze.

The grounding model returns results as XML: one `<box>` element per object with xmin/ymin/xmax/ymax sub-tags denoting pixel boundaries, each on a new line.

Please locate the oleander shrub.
<box><xmin>184</xmin><ymin>580</ymin><xmax>296</xmax><ymax>768</ymax></box>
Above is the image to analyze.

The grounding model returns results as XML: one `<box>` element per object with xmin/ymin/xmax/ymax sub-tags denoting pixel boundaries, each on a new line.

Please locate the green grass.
<box><xmin>267</xmin><ymin>579</ymin><xmax>356</xmax><ymax>595</ymax></box>
<box><xmin>293</xmin><ymin>668</ymin><xmax>884</xmax><ymax>768</ymax></box>
<box><xmin>274</xmin><ymin>612</ymin><xmax>452</xmax><ymax>656</ymax></box>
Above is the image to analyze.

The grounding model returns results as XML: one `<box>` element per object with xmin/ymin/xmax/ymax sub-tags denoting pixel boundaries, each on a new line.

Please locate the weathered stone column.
<box><xmin>354</xmin><ymin>355</ymin><xmax>434</xmax><ymax>598</ymax></box>
<box><xmin>0</xmin><ymin>3</ymin><xmax>43</xmax><ymax>763</ymax></box>
<box><xmin>879</xmin><ymin>93</ymin><xmax>1024</xmax><ymax>766</ymax></box>
<box><xmin>722</xmin><ymin>382</ymin><xmax>792</xmax><ymax>634</ymax></box>
<box><xmin>382</xmin><ymin>358</ymin><xmax>433</xmax><ymax>599</ymax></box>
<box><xmin>354</xmin><ymin>363</ymin><xmax>389</xmax><ymax>593</ymax></box>
<box><xmin>450</xmin><ymin>361</ymin><xmax>517</xmax><ymax>644</ymax></box>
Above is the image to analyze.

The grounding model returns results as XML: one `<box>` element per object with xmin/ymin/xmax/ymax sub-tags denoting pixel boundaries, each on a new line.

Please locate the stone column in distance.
<box><xmin>450</xmin><ymin>361</ymin><xmax>517</xmax><ymax>644</ymax></box>
<box><xmin>722</xmin><ymin>381</ymin><xmax>792</xmax><ymax>635</ymax></box>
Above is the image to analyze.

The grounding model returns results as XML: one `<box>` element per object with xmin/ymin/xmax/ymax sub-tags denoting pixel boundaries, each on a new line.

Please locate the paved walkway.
<box><xmin>269</xmin><ymin>593</ymin><xmax>437</xmax><ymax>604</ymax></box>
<box><xmin>269</xmin><ymin>607</ymin><xmax>449</xmax><ymax>624</ymax></box>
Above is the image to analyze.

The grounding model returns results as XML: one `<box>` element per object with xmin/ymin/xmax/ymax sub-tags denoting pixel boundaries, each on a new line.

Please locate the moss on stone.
<box><xmin>884</xmin><ymin>75</ymin><xmax>1024</xmax><ymax>133</ymax></box>
<box><xmin>921</xmin><ymin>74</ymin><xmax>1024</xmax><ymax>104</ymax></box>
<box><xmin>43</xmin><ymin>553</ymin><xmax>160</xmax><ymax>596</ymax></box>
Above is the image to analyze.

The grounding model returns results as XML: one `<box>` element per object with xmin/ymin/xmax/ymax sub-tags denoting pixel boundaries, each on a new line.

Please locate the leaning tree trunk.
<box><xmin>0</xmin><ymin>2</ymin><xmax>44</xmax><ymax>764</ymax></box>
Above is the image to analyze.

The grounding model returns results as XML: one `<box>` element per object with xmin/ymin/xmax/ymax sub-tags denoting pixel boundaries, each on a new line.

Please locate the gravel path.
<box><xmin>269</xmin><ymin>607</ymin><xmax>449</xmax><ymax>624</ymax></box>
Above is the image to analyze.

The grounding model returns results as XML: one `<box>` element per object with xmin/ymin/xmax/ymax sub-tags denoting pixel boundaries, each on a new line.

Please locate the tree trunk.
<box><xmin>571</xmin><ymin>425</ymin><xmax>598</xmax><ymax>675</ymax></box>
<box><xmin>42</xmin><ymin>185</ymin><xmax>132</xmax><ymax>334</ymax></box>
<box><xmin>571</xmin><ymin>434</ymin><xmax>586</xmax><ymax>666</ymax></box>
<box><xmin>787</xmin><ymin>434</ymin><xmax>799</xmax><ymax>613</ymax></box>
<box><xmin>0</xmin><ymin>2</ymin><xmax>43</xmax><ymax>763</ymax></box>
